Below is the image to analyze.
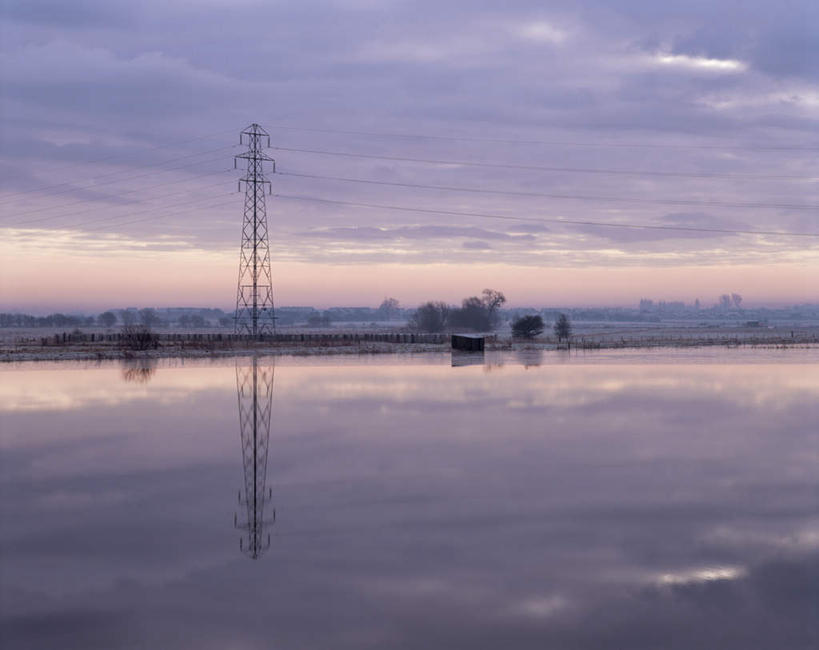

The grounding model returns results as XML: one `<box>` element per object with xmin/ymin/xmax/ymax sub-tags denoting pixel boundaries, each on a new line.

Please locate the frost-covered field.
<box><xmin>2</xmin><ymin>323</ymin><xmax>818</xmax><ymax>362</ymax></box>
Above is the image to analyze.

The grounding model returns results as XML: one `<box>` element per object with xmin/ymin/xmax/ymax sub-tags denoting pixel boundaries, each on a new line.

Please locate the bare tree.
<box><xmin>482</xmin><ymin>288</ymin><xmax>507</xmax><ymax>327</ymax></box>
<box><xmin>449</xmin><ymin>296</ymin><xmax>490</xmax><ymax>331</ymax></box>
<box><xmin>409</xmin><ymin>301</ymin><xmax>450</xmax><ymax>332</ymax></box>
<box><xmin>378</xmin><ymin>297</ymin><xmax>400</xmax><ymax>320</ymax></box>
<box><xmin>120</xmin><ymin>324</ymin><xmax>158</xmax><ymax>351</ymax></box>
<box><xmin>447</xmin><ymin>289</ymin><xmax>507</xmax><ymax>331</ymax></box>
<box><xmin>554</xmin><ymin>313</ymin><xmax>572</xmax><ymax>342</ymax></box>
<box><xmin>731</xmin><ymin>293</ymin><xmax>743</xmax><ymax>309</ymax></box>
<box><xmin>718</xmin><ymin>294</ymin><xmax>732</xmax><ymax>309</ymax></box>
<box><xmin>139</xmin><ymin>308</ymin><xmax>160</xmax><ymax>327</ymax></box>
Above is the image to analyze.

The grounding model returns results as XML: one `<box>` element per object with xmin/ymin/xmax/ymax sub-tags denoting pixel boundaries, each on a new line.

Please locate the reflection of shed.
<box><xmin>451</xmin><ymin>352</ymin><xmax>484</xmax><ymax>367</ymax></box>
<box><xmin>451</xmin><ymin>334</ymin><xmax>485</xmax><ymax>352</ymax></box>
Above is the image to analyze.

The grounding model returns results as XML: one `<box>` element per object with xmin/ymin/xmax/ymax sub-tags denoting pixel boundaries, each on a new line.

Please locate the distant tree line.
<box><xmin>279</xmin><ymin>298</ymin><xmax>405</xmax><ymax>327</ymax></box>
<box><xmin>4</xmin><ymin>296</ymin><xmax>818</xmax><ymax>331</ymax></box>
<box><xmin>640</xmin><ymin>293</ymin><xmax>743</xmax><ymax>313</ymax></box>
<box><xmin>0</xmin><ymin>313</ymin><xmax>97</xmax><ymax>328</ymax></box>
<box><xmin>307</xmin><ymin>312</ymin><xmax>332</xmax><ymax>328</ymax></box>
<box><xmin>0</xmin><ymin>307</ymin><xmax>227</xmax><ymax>329</ymax></box>
<box><xmin>410</xmin><ymin>289</ymin><xmax>506</xmax><ymax>332</ymax></box>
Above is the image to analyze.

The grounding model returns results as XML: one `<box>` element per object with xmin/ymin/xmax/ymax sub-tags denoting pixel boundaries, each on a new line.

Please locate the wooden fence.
<box><xmin>35</xmin><ymin>331</ymin><xmax>449</xmax><ymax>346</ymax></box>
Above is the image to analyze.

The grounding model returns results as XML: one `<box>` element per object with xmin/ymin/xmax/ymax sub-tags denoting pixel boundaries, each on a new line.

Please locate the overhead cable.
<box><xmin>274</xmin><ymin>193</ymin><xmax>819</xmax><ymax>238</ymax></box>
<box><xmin>273</xmin><ymin>146</ymin><xmax>815</xmax><ymax>182</ymax></box>
<box><xmin>278</xmin><ymin>170</ymin><xmax>819</xmax><ymax>211</ymax></box>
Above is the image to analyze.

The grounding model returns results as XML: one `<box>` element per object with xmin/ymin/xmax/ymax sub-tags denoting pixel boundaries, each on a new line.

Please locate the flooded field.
<box><xmin>1</xmin><ymin>349</ymin><xmax>817</xmax><ymax>649</ymax></box>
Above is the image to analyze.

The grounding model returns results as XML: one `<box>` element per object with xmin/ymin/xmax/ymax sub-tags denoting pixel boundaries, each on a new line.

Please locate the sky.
<box><xmin>0</xmin><ymin>0</ymin><xmax>817</xmax><ymax>311</ymax></box>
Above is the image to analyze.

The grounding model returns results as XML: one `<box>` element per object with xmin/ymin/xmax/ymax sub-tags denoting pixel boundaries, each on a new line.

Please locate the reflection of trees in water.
<box><xmin>515</xmin><ymin>348</ymin><xmax>544</xmax><ymax>369</ymax></box>
<box><xmin>120</xmin><ymin>359</ymin><xmax>157</xmax><ymax>383</ymax></box>
<box><xmin>234</xmin><ymin>357</ymin><xmax>275</xmax><ymax>559</ymax></box>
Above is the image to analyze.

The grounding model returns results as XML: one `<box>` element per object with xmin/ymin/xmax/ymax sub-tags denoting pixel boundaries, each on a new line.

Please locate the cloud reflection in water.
<box><xmin>0</xmin><ymin>350</ymin><xmax>817</xmax><ymax>649</ymax></box>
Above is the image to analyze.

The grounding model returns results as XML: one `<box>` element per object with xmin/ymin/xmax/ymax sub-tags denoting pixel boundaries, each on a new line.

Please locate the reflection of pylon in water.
<box><xmin>234</xmin><ymin>357</ymin><xmax>275</xmax><ymax>559</ymax></box>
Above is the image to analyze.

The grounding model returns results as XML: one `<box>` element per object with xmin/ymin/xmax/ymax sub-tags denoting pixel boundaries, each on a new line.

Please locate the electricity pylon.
<box><xmin>234</xmin><ymin>123</ymin><xmax>276</xmax><ymax>336</ymax></box>
<box><xmin>234</xmin><ymin>356</ymin><xmax>275</xmax><ymax>559</ymax></box>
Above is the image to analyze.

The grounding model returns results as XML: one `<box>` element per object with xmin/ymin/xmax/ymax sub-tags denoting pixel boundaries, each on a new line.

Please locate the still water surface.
<box><xmin>1</xmin><ymin>349</ymin><xmax>818</xmax><ymax>649</ymax></box>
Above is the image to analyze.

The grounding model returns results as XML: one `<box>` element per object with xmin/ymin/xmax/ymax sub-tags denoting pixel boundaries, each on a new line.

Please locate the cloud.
<box><xmin>515</xmin><ymin>21</ymin><xmax>567</xmax><ymax>44</ymax></box>
<box><xmin>657</xmin><ymin>565</ymin><xmax>746</xmax><ymax>585</ymax></box>
<box><xmin>1</xmin><ymin>0</ymin><xmax>133</xmax><ymax>28</ymax></box>
<box><xmin>0</xmin><ymin>0</ymin><xmax>817</xmax><ymax>303</ymax></box>
<box><xmin>652</xmin><ymin>53</ymin><xmax>746</xmax><ymax>73</ymax></box>
<box><xmin>569</xmin><ymin>212</ymin><xmax>751</xmax><ymax>243</ymax></box>
<box><xmin>0</xmin><ymin>41</ymin><xmax>242</xmax><ymax>121</ymax></box>
<box><xmin>506</xmin><ymin>223</ymin><xmax>552</xmax><ymax>234</ymax></box>
<box><xmin>670</xmin><ymin>3</ymin><xmax>819</xmax><ymax>81</ymax></box>
<box><xmin>300</xmin><ymin>225</ymin><xmax>536</xmax><ymax>242</ymax></box>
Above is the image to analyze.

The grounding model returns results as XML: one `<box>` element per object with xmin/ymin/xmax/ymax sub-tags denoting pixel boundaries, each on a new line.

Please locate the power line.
<box><xmin>4</xmin><ymin>165</ymin><xmax>233</xmax><ymax>225</ymax></box>
<box><xmin>272</xmin><ymin>146</ymin><xmax>815</xmax><ymax>182</ymax></box>
<box><xmin>0</xmin><ymin>142</ymin><xmax>238</xmax><ymax>205</ymax></box>
<box><xmin>6</xmin><ymin>121</ymin><xmax>816</xmax><ymax>244</ymax></box>
<box><xmin>278</xmin><ymin>170</ymin><xmax>819</xmax><ymax>212</ymax></box>
<box><xmin>274</xmin><ymin>193</ymin><xmax>819</xmax><ymax>238</ymax></box>
<box><xmin>264</xmin><ymin>123</ymin><xmax>819</xmax><ymax>152</ymax></box>
<box><xmin>6</xmin><ymin>190</ymin><xmax>815</xmax><ymax>247</ymax></box>
<box><xmin>0</xmin><ymin>128</ymin><xmax>235</xmax><ymax>199</ymax></box>
<box><xmin>78</xmin><ymin>197</ymin><xmax>239</xmax><ymax>235</ymax></box>
<box><xmin>8</xmin><ymin>184</ymin><xmax>816</xmax><ymax>239</ymax></box>
<box><xmin>5</xmin><ymin>181</ymin><xmax>234</xmax><ymax>231</ymax></box>
<box><xmin>3</xmin><ymin>191</ymin><xmax>237</xmax><ymax>235</ymax></box>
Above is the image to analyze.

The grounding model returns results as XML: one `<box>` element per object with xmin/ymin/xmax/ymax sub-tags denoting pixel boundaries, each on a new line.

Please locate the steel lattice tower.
<box><xmin>234</xmin><ymin>123</ymin><xmax>276</xmax><ymax>336</ymax></box>
<box><xmin>234</xmin><ymin>357</ymin><xmax>275</xmax><ymax>558</ymax></box>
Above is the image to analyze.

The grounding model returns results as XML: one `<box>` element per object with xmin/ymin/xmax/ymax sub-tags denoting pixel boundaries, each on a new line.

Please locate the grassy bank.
<box><xmin>2</xmin><ymin>325</ymin><xmax>818</xmax><ymax>362</ymax></box>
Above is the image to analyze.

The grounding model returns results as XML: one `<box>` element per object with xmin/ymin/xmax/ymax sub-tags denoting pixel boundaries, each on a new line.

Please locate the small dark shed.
<box><xmin>451</xmin><ymin>333</ymin><xmax>485</xmax><ymax>352</ymax></box>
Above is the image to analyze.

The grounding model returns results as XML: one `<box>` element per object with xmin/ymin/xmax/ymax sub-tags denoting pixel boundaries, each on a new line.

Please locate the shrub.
<box><xmin>409</xmin><ymin>301</ymin><xmax>450</xmax><ymax>332</ymax></box>
<box><xmin>512</xmin><ymin>315</ymin><xmax>544</xmax><ymax>338</ymax></box>
<box><xmin>120</xmin><ymin>324</ymin><xmax>158</xmax><ymax>351</ymax></box>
